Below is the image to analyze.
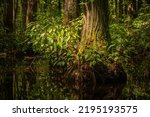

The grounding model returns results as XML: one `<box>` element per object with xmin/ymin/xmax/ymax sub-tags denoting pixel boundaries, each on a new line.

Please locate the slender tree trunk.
<box><xmin>22</xmin><ymin>0</ymin><xmax>27</xmax><ymax>30</ymax></box>
<box><xmin>127</xmin><ymin>0</ymin><xmax>137</xmax><ymax>19</ymax></box>
<box><xmin>115</xmin><ymin>0</ymin><xmax>118</xmax><ymax>19</ymax></box>
<box><xmin>58</xmin><ymin>0</ymin><xmax>61</xmax><ymax>14</ymax></box>
<box><xmin>3</xmin><ymin>0</ymin><xmax>15</xmax><ymax>99</ymax></box>
<box><xmin>21</xmin><ymin>0</ymin><xmax>37</xmax><ymax>99</ymax></box>
<box><xmin>64</xmin><ymin>0</ymin><xmax>80</xmax><ymax>25</ymax></box>
<box><xmin>119</xmin><ymin>0</ymin><xmax>123</xmax><ymax>18</ymax></box>
<box><xmin>115</xmin><ymin>0</ymin><xmax>123</xmax><ymax>20</ymax></box>
<box><xmin>123</xmin><ymin>0</ymin><xmax>128</xmax><ymax>15</ymax></box>
<box><xmin>26</xmin><ymin>0</ymin><xmax>37</xmax><ymax>28</ymax></box>
<box><xmin>76</xmin><ymin>0</ymin><xmax>81</xmax><ymax>17</ymax></box>
<box><xmin>4</xmin><ymin>0</ymin><xmax>14</xmax><ymax>33</ymax></box>
<box><xmin>13</xmin><ymin>72</ymin><xmax>18</xmax><ymax>99</ymax></box>
<box><xmin>137</xmin><ymin>0</ymin><xmax>143</xmax><ymax>11</ymax></box>
<box><xmin>145</xmin><ymin>0</ymin><xmax>150</xmax><ymax>4</ymax></box>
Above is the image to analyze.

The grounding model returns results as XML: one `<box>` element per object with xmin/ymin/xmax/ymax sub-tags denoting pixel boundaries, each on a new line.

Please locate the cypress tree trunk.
<box><xmin>81</xmin><ymin>0</ymin><xmax>110</xmax><ymax>45</ymax></box>
<box><xmin>69</xmin><ymin>0</ymin><xmax>127</xmax><ymax>100</ymax></box>
<box><xmin>78</xmin><ymin>0</ymin><xmax>110</xmax><ymax>99</ymax></box>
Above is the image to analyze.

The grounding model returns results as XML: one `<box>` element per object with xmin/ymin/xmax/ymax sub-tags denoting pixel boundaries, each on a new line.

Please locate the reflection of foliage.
<box><xmin>16</xmin><ymin>59</ymin><xmax>71</xmax><ymax>100</ymax></box>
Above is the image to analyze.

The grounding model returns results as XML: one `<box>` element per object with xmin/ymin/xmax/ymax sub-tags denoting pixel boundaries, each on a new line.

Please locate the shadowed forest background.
<box><xmin>0</xmin><ymin>0</ymin><xmax>150</xmax><ymax>100</ymax></box>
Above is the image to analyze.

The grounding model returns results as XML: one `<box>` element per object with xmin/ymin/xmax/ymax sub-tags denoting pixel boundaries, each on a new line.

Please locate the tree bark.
<box><xmin>127</xmin><ymin>0</ymin><xmax>137</xmax><ymax>19</ymax></box>
<box><xmin>123</xmin><ymin>0</ymin><xmax>128</xmax><ymax>15</ymax></box>
<box><xmin>3</xmin><ymin>0</ymin><xmax>15</xmax><ymax>99</ymax></box>
<box><xmin>115</xmin><ymin>0</ymin><xmax>118</xmax><ymax>19</ymax></box>
<box><xmin>22</xmin><ymin>0</ymin><xmax>27</xmax><ymax>30</ymax></box>
<box><xmin>119</xmin><ymin>0</ymin><xmax>123</xmax><ymax>18</ymax></box>
<box><xmin>145</xmin><ymin>0</ymin><xmax>150</xmax><ymax>4</ymax></box>
<box><xmin>26</xmin><ymin>0</ymin><xmax>37</xmax><ymax>28</ymax></box>
<box><xmin>81</xmin><ymin>0</ymin><xmax>110</xmax><ymax>46</ymax></box>
<box><xmin>58</xmin><ymin>0</ymin><xmax>61</xmax><ymax>14</ymax></box>
<box><xmin>4</xmin><ymin>0</ymin><xmax>14</xmax><ymax>33</ymax></box>
<box><xmin>64</xmin><ymin>0</ymin><xmax>80</xmax><ymax>25</ymax></box>
<box><xmin>136</xmin><ymin>0</ymin><xmax>143</xmax><ymax>11</ymax></box>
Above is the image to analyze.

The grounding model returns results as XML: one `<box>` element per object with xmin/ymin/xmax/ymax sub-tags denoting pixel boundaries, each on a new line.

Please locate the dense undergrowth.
<box><xmin>109</xmin><ymin>5</ymin><xmax>150</xmax><ymax>99</ymax></box>
<box><xmin>25</xmin><ymin>5</ymin><xmax>150</xmax><ymax>99</ymax></box>
<box><xmin>0</xmin><ymin>4</ymin><xmax>150</xmax><ymax>99</ymax></box>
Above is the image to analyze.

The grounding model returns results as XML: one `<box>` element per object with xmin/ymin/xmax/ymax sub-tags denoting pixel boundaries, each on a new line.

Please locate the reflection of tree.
<box><xmin>22</xmin><ymin>58</ymin><xmax>37</xmax><ymax>99</ymax></box>
<box><xmin>68</xmin><ymin>62</ymin><xmax>127</xmax><ymax>100</ymax></box>
<box><xmin>0</xmin><ymin>58</ymin><xmax>15</xmax><ymax>99</ymax></box>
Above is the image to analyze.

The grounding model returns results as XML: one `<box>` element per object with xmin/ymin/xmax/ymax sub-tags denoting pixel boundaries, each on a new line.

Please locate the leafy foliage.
<box><xmin>109</xmin><ymin>5</ymin><xmax>150</xmax><ymax>99</ymax></box>
<box><xmin>1</xmin><ymin>0</ymin><xmax>150</xmax><ymax>99</ymax></box>
<box><xmin>27</xmin><ymin>16</ymin><xmax>81</xmax><ymax>52</ymax></box>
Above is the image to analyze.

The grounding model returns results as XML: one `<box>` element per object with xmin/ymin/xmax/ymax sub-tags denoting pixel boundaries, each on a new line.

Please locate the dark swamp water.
<box><xmin>0</xmin><ymin>54</ymin><xmax>148</xmax><ymax>100</ymax></box>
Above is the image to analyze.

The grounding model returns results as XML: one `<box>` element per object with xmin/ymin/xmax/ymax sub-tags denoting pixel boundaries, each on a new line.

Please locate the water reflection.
<box><xmin>0</xmin><ymin>57</ymin><xmax>126</xmax><ymax>100</ymax></box>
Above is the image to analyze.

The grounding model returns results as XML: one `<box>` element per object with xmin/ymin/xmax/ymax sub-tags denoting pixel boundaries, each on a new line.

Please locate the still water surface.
<box><xmin>0</xmin><ymin>56</ymin><xmax>126</xmax><ymax>100</ymax></box>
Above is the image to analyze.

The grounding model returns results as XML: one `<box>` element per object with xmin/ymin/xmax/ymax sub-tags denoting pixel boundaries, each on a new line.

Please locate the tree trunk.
<box><xmin>123</xmin><ymin>0</ymin><xmax>128</xmax><ymax>15</ymax></box>
<box><xmin>22</xmin><ymin>0</ymin><xmax>27</xmax><ymax>30</ymax></box>
<box><xmin>58</xmin><ymin>0</ymin><xmax>61</xmax><ymax>14</ymax></box>
<box><xmin>137</xmin><ymin>0</ymin><xmax>143</xmax><ymax>10</ymax></box>
<box><xmin>81</xmin><ymin>0</ymin><xmax>110</xmax><ymax>45</ymax></box>
<box><xmin>76</xmin><ymin>0</ymin><xmax>81</xmax><ymax>17</ymax></box>
<box><xmin>115</xmin><ymin>0</ymin><xmax>118</xmax><ymax>19</ymax></box>
<box><xmin>4</xmin><ymin>0</ymin><xmax>14</xmax><ymax>33</ymax></box>
<box><xmin>119</xmin><ymin>0</ymin><xmax>123</xmax><ymax>18</ymax></box>
<box><xmin>145</xmin><ymin>0</ymin><xmax>150</xmax><ymax>4</ymax></box>
<box><xmin>3</xmin><ymin>0</ymin><xmax>15</xmax><ymax>99</ymax></box>
<box><xmin>68</xmin><ymin>0</ymin><xmax>127</xmax><ymax>100</ymax></box>
<box><xmin>64</xmin><ymin>0</ymin><xmax>80</xmax><ymax>25</ymax></box>
<box><xmin>127</xmin><ymin>0</ymin><xmax>137</xmax><ymax>19</ymax></box>
<box><xmin>26</xmin><ymin>0</ymin><xmax>37</xmax><ymax>28</ymax></box>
